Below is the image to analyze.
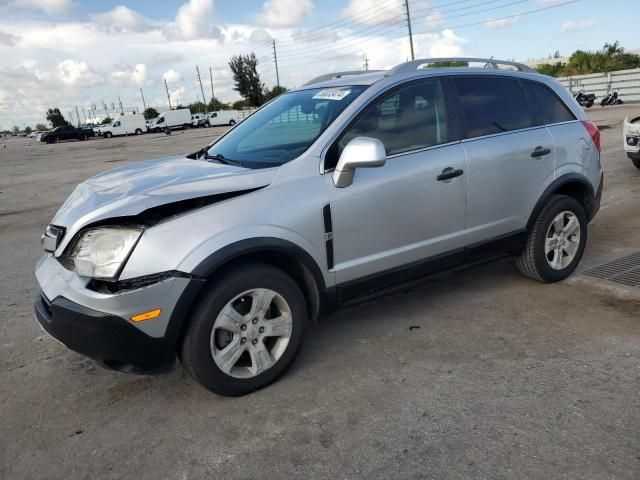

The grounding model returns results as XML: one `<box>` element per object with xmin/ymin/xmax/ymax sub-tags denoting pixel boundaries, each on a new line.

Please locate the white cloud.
<box><xmin>163</xmin><ymin>69</ymin><xmax>182</xmax><ymax>83</ymax></box>
<box><xmin>252</xmin><ymin>0</ymin><xmax>313</xmax><ymax>28</ymax></box>
<box><xmin>561</xmin><ymin>19</ymin><xmax>595</xmax><ymax>32</ymax></box>
<box><xmin>57</xmin><ymin>59</ymin><xmax>102</xmax><ymax>87</ymax></box>
<box><xmin>12</xmin><ymin>0</ymin><xmax>72</xmax><ymax>15</ymax></box>
<box><xmin>249</xmin><ymin>28</ymin><xmax>272</xmax><ymax>44</ymax></box>
<box><xmin>164</xmin><ymin>0</ymin><xmax>221</xmax><ymax>40</ymax></box>
<box><xmin>151</xmin><ymin>51</ymin><xmax>185</xmax><ymax>65</ymax></box>
<box><xmin>342</xmin><ymin>0</ymin><xmax>399</xmax><ymax>25</ymax></box>
<box><xmin>90</xmin><ymin>5</ymin><xmax>154</xmax><ymax>33</ymax></box>
<box><xmin>485</xmin><ymin>16</ymin><xmax>521</xmax><ymax>29</ymax></box>
<box><xmin>169</xmin><ymin>86</ymin><xmax>186</xmax><ymax>106</ymax></box>
<box><xmin>111</xmin><ymin>63</ymin><xmax>150</xmax><ymax>86</ymax></box>
<box><xmin>0</xmin><ymin>29</ymin><xmax>19</xmax><ymax>46</ymax></box>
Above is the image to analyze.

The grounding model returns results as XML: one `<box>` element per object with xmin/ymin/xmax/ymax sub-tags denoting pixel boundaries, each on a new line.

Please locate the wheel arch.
<box><xmin>168</xmin><ymin>238</ymin><xmax>326</xmax><ymax>354</ymax></box>
<box><xmin>527</xmin><ymin>174</ymin><xmax>596</xmax><ymax>230</ymax></box>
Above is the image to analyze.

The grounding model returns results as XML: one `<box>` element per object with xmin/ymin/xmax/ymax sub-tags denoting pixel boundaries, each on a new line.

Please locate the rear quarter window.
<box><xmin>454</xmin><ymin>77</ymin><xmax>534</xmax><ymax>138</ymax></box>
<box><xmin>523</xmin><ymin>81</ymin><xmax>576</xmax><ymax>125</ymax></box>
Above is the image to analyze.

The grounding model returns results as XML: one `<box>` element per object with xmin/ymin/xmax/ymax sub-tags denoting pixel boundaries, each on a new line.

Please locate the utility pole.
<box><xmin>82</xmin><ymin>107</ymin><xmax>87</xmax><ymax>124</ymax></box>
<box><xmin>164</xmin><ymin>78</ymin><xmax>172</xmax><ymax>110</ymax></box>
<box><xmin>102</xmin><ymin>100</ymin><xmax>110</xmax><ymax>120</ymax></box>
<box><xmin>75</xmin><ymin>106</ymin><xmax>81</xmax><ymax>126</ymax></box>
<box><xmin>118</xmin><ymin>96</ymin><xmax>124</xmax><ymax>115</ymax></box>
<box><xmin>209</xmin><ymin>66</ymin><xmax>215</xmax><ymax>111</ymax></box>
<box><xmin>140</xmin><ymin>88</ymin><xmax>147</xmax><ymax>112</ymax></box>
<box><xmin>272</xmin><ymin>39</ymin><xmax>280</xmax><ymax>88</ymax></box>
<box><xmin>404</xmin><ymin>0</ymin><xmax>415</xmax><ymax>61</ymax></box>
<box><xmin>196</xmin><ymin>66</ymin><xmax>208</xmax><ymax>113</ymax></box>
<box><xmin>364</xmin><ymin>56</ymin><xmax>369</xmax><ymax>71</ymax></box>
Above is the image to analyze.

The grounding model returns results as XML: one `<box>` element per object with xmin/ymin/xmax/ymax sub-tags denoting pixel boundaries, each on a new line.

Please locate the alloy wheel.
<box><xmin>210</xmin><ymin>288</ymin><xmax>292</xmax><ymax>379</ymax></box>
<box><xmin>544</xmin><ymin>210</ymin><xmax>581</xmax><ymax>270</ymax></box>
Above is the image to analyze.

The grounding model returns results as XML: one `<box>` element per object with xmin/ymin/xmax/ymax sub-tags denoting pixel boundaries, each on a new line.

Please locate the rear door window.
<box><xmin>454</xmin><ymin>77</ymin><xmax>535</xmax><ymax>138</ymax></box>
<box><xmin>523</xmin><ymin>81</ymin><xmax>576</xmax><ymax>125</ymax></box>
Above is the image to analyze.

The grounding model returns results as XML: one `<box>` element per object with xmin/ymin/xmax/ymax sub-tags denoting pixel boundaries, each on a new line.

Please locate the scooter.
<box><xmin>573</xmin><ymin>90</ymin><xmax>596</xmax><ymax>108</ymax></box>
<box><xmin>600</xmin><ymin>90</ymin><xmax>623</xmax><ymax>106</ymax></box>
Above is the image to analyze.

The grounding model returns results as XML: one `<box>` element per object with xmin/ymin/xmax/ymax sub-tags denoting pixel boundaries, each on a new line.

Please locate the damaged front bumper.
<box><xmin>34</xmin><ymin>254</ymin><xmax>203</xmax><ymax>372</ymax></box>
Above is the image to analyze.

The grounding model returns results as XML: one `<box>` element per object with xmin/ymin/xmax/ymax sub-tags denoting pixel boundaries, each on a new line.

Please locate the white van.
<box><xmin>207</xmin><ymin>110</ymin><xmax>241</xmax><ymax>126</ymax></box>
<box><xmin>149</xmin><ymin>109</ymin><xmax>192</xmax><ymax>132</ymax></box>
<box><xmin>101</xmin><ymin>114</ymin><xmax>146</xmax><ymax>138</ymax></box>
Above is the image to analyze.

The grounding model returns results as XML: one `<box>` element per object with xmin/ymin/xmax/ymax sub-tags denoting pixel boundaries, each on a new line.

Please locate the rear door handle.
<box><xmin>531</xmin><ymin>146</ymin><xmax>551</xmax><ymax>158</ymax></box>
<box><xmin>437</xmin><ymin>167</ymin><xmax>464</xmax><ymax>181</ymax></box>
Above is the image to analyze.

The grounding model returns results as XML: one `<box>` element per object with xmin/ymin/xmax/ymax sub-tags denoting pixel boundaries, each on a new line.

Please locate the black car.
<box><xmin>41</xmin><ymin>125</ymin><xmax>94</xmax><ymax>144</ymax></box>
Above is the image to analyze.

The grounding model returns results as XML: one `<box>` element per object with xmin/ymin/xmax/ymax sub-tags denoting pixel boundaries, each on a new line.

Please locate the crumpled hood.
<box><xmin>51</xmin><ymin>155</ymin><xmax>277</xmax><ymax>253</ymax></box>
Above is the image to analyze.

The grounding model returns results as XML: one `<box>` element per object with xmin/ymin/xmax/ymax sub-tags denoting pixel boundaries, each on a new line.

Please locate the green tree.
<box><xmin>187</xmin><ymin>101</ymin><xmax>207</xmax><ymax>114</ymax></box>
<box><xmin>143</xmin><ymin>107</ymin><xmax>159</xmax><ymax>120</ymax></box>
<box><xmin>12</xmin><ymin>126</ymin><xmax>19</xmax><ymax>135</ymax></box>
<box><xmin>263</xmin><ymin>85</ymin><xmax>288</xmax><ymax>103</ymax></box>
<box><xmin>426</xmin><ymin>61</ymin><xmax>469</xmax><ymax>68</ymax></box>
<box><xmin>535</xmin><ymin>62</ymin><xmax>566</xmax><ymax>77</ymax></box>
<box><xmin>207</xmin><ymin>98</ymin><xmax>230</xmax><ymax>111</ymax></box>
<box><xmin>45</xmin><ymin>107</ymin><xmax>68</xmax><ymax>128</ymax></box>
<box><xmin>229</xmin><ymin>53</ymin><xmax>264</xmax><ymax>107</ymax></box>
<box><xmin>35</xmin><ymin>123</ymin><xmax>48</xmax><ymax>131</ymax></box>
<box><xmin>232</xmin><ymin>99</ymin><xmax>250</xmax><ymax>110</ymax></box>
<box><xmin>100</xmin><ymin>117</ymin><xmax>112</xmax><ymax>125</ymax></box>
<box><xmin>24</xmin><ymin>126</ymin><xmax>32</xmax><ymax>134</ymax></box>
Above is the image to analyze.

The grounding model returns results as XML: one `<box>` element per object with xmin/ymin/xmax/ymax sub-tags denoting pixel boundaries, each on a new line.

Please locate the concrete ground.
<box><xmin>1</xmin><ymin>109</ymin><xmax>639</xmax><ymax>480</ymax></box>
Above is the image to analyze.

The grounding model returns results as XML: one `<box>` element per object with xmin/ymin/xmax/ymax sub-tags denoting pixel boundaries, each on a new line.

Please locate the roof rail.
<box><xmin>385</xmin><ymin>57</ymin><xmax>535</xmax><ymax>76</ymax></box>
<box><xmin>304</xmin><ymin>70</ymin><xmax>384</xmax><ymax>86</ymax></box>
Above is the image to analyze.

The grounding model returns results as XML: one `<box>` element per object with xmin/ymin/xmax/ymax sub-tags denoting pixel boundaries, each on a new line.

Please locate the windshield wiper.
<box><xmin>205</xmin><ymin>153</ymin><xmax>233</xmax><ymax>165</ymax></box>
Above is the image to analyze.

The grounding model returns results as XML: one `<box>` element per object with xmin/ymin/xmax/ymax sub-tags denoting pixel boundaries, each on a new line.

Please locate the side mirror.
<box><xmin>332</xmin><ymin>137</ymin><xmax>386</xmax><ymax>188</ymax></box>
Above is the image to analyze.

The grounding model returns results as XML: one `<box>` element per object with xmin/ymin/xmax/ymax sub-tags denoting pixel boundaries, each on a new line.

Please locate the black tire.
<box><xmin>135</xmin><ymin>128</ymin><xmax>142</xmax><ymax>135</ymax></box>
<box><xmin>205</xmin><ymin>122</ymin><xmax>210</xmax><ymax>128</ymax></box>
<box><xmin>45</xmin><ymin>136</ymin><xmax>53</xmax><ymax>144</ymax></box>
<box><xmin>183</xmin><ymin>123</ymin><xmax>190</xmax><ymax>130</ymax></box>
<box><xmin>104</xmin><ymin>131</ymin><xmax>112</xmax><ymax>138</ymax></box>
<box><xmin>629</xmin><ymin>155</ymin><xmax>640</xmax><ymax>169</ymax></box>
<box><xmin>516</xmin><ymin>195</ymin><xmax>587</xmax><ymax>282</ymax></box>
<box><xmin>586</xmin><ymin>99</ymin><xmax>594</xmax><ymax>108</ymax></box>
<box><xmin>180</xmin><ymin>263</ymin><xmax>308</xmax><ymax>396</ymax></box>
<box><xmin>229</xmin><ymin>120</ymin><xmax>236</xmax><ymax>126</ymax></box>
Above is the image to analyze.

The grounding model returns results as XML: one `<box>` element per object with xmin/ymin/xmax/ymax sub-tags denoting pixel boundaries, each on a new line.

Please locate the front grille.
<box><xmin>583</xmin><ymin>251</ymin><xmax>640</xmax><ymax>288</ymax></box>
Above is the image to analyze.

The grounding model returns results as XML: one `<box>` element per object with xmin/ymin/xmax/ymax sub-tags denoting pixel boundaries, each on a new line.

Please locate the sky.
<box><xmin>0</xmin><ymin>0</ymin><xmax>636</xmax><ymax>130</ymax></box>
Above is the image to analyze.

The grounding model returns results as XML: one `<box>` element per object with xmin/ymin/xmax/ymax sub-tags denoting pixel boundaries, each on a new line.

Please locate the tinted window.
<box><xmin>524</xmin><ymin>81</ymin><xmax>575</xmax><ymax>125</ymax></box>
<box><xmin>454</xmin><ymin>77</ymin><xmax>534</xmax><ymax>138</ymax></box>
<box><xmin>327</xmin><ymin>79</ymin><xmax>450</xmax><ymax>168</ymax></box>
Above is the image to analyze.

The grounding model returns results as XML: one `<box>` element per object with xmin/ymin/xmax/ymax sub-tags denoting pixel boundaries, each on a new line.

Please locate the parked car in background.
<box><xmin>148</xmin><ymin>109</ymin><xmax>191</xmax><ymax>132</ymax></box>
<box><xmin>34</xmin><ymin>57</ymin><xmax>603</xmax><ymax>396</ymax></box>
<box><xmin>145</xmin><ymin>118</ymin><xmax>156</xmax><ymax>130</ymax></box>
<box><xmin>623</xmin><ymin>115</ymin><xmax>640</xmax><ymax>168</ymax></box>
<box><xmin>207</xmin><ymin>110</ymin><xmax>240</xmax><ymax>126</ymax></box>
<box><xmin>191</xmin><ymin>113</ymin><xmax>206</xmax><ymax>127</ymax></box>
<box><xmin>40</xmin><ymin>125</ymin><xmax>92</xmax><ymax>143</ymax></box>
<box><xmin>100</xmin><ymin>114</ymin><xmax>146</xmax><ymax>138</ymax></box>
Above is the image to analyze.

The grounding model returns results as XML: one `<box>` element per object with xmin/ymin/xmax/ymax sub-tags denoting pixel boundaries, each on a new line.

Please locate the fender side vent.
<box><xmin>322</xmin><ymin>204</ymin><xmax>334</xmax><ymax>270</ymax></box>
<box><xmin>583</xmin><ymin>251</ymin><xmax>640</xmax><ymax>288</ymax></box>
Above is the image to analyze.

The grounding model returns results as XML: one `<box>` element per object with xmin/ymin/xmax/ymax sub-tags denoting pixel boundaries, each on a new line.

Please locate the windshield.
<box><xmin>206</xmin><ymin>85</ymin><xmax>367</xmax><ymax>168</ymax></box>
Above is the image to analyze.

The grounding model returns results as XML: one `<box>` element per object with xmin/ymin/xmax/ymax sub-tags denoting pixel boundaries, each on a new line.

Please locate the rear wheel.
<box><xmin>180</xmin><ymin>264</ymin><xmax>308</xmax><ymax>396</ymax></box>
<box><xmin>516</xmin><ymin>195</ymin><xmax>587</xmax><ymax>282</ymax></box>
<box><xmin>135</xmin><ymin>128</ymin><xmax>142</xmax><ymax>135</ymax></box>
<box><xmin>182</xmin><ymin>123</ymin><xmax>190</xmax><ymax>130</ymax></box>
<box><xmin>229</xmin><ymin>120</ymin><xmax>236</xmax><ymax>126</ymax></box>
<box><xmin>629</xmin><ymin>154</ymin><xmax>640</xmax><ymax>169</ymax></box>
<box><xmin>104</xmin><ymin>132</ymin><xmax>112</xmax><ymax>138</ymax></box>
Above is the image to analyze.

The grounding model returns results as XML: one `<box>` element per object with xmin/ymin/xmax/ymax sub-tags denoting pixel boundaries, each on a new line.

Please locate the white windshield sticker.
<box><xmin>313</xmin><ymin>88</ymin><xmax>352</xmax><ymax>101</ymax></box>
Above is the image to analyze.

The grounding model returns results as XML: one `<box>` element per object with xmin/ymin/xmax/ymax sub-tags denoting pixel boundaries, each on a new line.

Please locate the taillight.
<box><xmin>582</xmin><ymin>120</ymin><xmax>601</xmax><ymax>152</ymax></box>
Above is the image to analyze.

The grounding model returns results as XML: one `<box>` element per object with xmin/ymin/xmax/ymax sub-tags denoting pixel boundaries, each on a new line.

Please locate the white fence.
<box><xmin>557</xmin><ymin>68</ymin><xmax>640</xmax><ymax>103</ymax></box>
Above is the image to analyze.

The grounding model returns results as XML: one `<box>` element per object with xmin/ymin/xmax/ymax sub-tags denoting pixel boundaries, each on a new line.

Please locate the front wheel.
<box><xmin>104</xmin><ymin>132</ymin><xmax>112</xmax><ymax>138</ymax></box>
<box><xmin>586</xmin><ymin>99</ymin><xmax>594</xmax><ymax>108</ymax></box>
<box><xmin>516</xmin><ymin>195</ymin><xmax>587</xmax><ymax>283</ymax></box>
<box><xmin>180</xmin><ymin>264</ymin><xmax>308</xmax><ymax>396</ymax></box>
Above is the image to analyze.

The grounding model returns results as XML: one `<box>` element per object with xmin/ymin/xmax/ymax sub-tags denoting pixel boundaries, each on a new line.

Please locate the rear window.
<box><xmin>523</xmin><ymin>81</ymin><xmax>575</xmax><ymax>125</ymax></box>
<box><xmin>454</xmin><ymin>77</ymin><xmax>534</xmax><ymax>138</ymax></box>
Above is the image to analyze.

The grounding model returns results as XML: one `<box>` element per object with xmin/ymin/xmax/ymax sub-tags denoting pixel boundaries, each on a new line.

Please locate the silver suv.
<box><xmin>35</xmin><ymin>58</ymin><xmax>603</xmax><ymax>396</ymax></box>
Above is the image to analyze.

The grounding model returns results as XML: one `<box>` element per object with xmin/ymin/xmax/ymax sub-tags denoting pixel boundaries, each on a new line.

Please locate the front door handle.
<box><xmin>437</xmin><ymin>167</ymin><xmax>464</xmax><ymax>181</ymax></box>
<box><xmin>531</xmin><ymin>146</ymin><xmax>551</xmax><ymax>158</ymax></box>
